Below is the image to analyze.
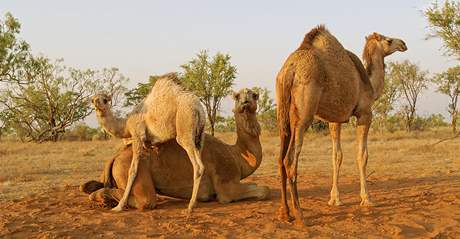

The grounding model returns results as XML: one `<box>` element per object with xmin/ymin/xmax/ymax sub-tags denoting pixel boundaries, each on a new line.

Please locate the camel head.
<box><xmin>232</xmin><ymin>88</ymin><xmax>259</xmax><ymax>114</ymax></box>
<box><xmin>91</xmin><ymin>93</ymin><xmax>112</xmax><ymax>113</ymax></box>
<box><xmin>364</xmin><ymin>32</ymin><xmax>407</xmax><ymax>57</ymax></box>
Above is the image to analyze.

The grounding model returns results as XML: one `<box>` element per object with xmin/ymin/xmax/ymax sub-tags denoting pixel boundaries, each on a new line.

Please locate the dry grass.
<box><xmin>1</xmin><ymin>128</ymin><xmax>459</xmax><ymax>238</ymax></box>
<box><xmin>1</xmin><ymin>128</ymin><xmax>458</xmax><ymax>202</ymax></box>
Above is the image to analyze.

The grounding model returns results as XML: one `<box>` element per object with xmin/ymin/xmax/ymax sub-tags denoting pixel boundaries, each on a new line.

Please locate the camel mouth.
<box><xmin>239</xmin><ymin>103</ymin><xmax>257</xmax><ymax>113</ymax></box>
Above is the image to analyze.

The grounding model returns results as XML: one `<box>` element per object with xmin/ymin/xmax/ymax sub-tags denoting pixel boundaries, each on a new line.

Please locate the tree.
<box><xmin>124</xmin><ymin>75</ymin><xmax>159</xmax><ymax>106</ymax></box>
<box><xmin>424</xmin><ymin>0</ymin><xmax>460</xmax><ymax>58</ymax></box>
<box><xmin>181</xmin><ymin>50</ymin><xmax>236</xmax><ymax>135</ymax></box>
<box><xmin>0</xmin><ymin>56</ymin><xmax>126</xmax><ymax>141</ymax></box>
<box><xmin>96</xmin><ymin>67</ymin><xmax>128</xmax><ymax>110</ymax></box>
<box><xmin>372</xmin><ymin>74</ymin><xmax>400</xmax><ymax>131</ymax></box>
<box><xmin>0</xmin><ymin>12</ymin><xmax>32</xmax><ymax>84</ymax></box>
<box><xmin>433</xmin><ymin>66</ymin><xmax>460</xmax><ymax>133</ymax></box>
<box><xmin>389</xmin><ymin>61</ymin><xmax>429</xmax><ymax>131</ymax></box>
<box><xmin>251</xmin><ymin>87</ymin><xmax>276</xmax><ymax>130</ymax></box>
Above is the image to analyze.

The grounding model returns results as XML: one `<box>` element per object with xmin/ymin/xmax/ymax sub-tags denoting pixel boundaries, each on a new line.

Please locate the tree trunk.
<box><xmin>210</xmin><ymin>121</ymin><xmax>215</xmax><ymax>136</ymax></box>
<box><xmin>452</xmin><ymin>111</ymin><xmax>458</xmax><ymax>134</ymax></box>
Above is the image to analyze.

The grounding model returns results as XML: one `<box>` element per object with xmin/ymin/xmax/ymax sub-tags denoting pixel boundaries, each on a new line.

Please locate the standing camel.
<box><xmin>276</xmin><ymin>25</ymin><xmax>407</xmax><ymax>225</ymax></box>
<box><xmin>92</xmin><ymin>73</ymin><xmax>206</xmax><ymax>213</ymax></box>
<box><xmin>82</xmin><ymin>88</ymin><xmax>269</xmax><ymax>208</ymax></box>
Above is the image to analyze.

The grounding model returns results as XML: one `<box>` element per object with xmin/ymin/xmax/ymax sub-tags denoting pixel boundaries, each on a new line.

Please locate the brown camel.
<box><xmin>91</xmin><ymin>73</ymin><xmax>206</xmax><ymax>213</ymax></box>
<box><xmin>81</xmin><ymin>88</ymin><xmax>270</xmax><ymax>209</ymax></box>
<box><xmin>276</xmin><ymin>25</ymin><xmax>407</xmax><ymax>225</ymax></box>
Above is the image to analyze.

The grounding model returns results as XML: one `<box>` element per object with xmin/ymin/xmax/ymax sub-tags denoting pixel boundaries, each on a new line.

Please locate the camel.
<box><xmin>91</xmin><ymin>73</ymin><xmax>206</xmax><ymax>213</ymax></box>
<box><xmin>81</xmin><ymin>88</ymin><xmax>270</xmax><ymax>208</ymax></box>
<box><xmin>275</xmin><ymin>25</ymin><xmax>407</xmax><ymax>225</ymax></box>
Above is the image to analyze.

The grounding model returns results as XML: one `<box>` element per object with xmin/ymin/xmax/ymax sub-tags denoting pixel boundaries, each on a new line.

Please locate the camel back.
<box><xmin>298</xmin><ymin>26</ymin><xmax>357</xmax><ymax>77</ymax></box>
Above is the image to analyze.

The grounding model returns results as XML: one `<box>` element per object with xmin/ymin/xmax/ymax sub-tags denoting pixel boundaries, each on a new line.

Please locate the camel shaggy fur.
<box><xmin>275</xmin><ymin>25</ymin><xmax>407</xmax><ymax>225</ymax></box>
<box><xmin>91</xmin><ymin>73</ymin><xmax>206</xmax><ymax>213</ymax></box>
<box><xmin>82</xmin><ymin>88</ymin><xmax>269</xmax><ymax>208</ymax></box>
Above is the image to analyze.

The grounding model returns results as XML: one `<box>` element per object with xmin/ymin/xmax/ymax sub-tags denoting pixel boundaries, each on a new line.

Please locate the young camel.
<box><xmin>276</xmin><ymin>26</ymin><xmax>407</xmax><ymax>225</ymax></box>
<box><xmin>92</xmin><ymin>73</ymin><xmax>206</xmax><ymax>213</ymax></box>
<box><xmin>82</xmin><ymin>88</ymin><xmax>269</xmax><ymax>208</ymax></box>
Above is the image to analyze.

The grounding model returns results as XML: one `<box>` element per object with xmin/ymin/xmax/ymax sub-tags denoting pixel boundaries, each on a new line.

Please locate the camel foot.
<box><xmin>360</xmin><ymin>198</ymin><xmax>374</xmax><ymax>207</ymax></box>
<box><xmin>112</xmin><ymin>205</ymin><xmax>125</xmax><ymax>212</ymax></box>
<box><xmin>277</xmin><ymin>207</ymin><xmax>293</xmax><ymax>222</ymax></box>
<box><xmin>294</xmin><ymin>218</ymin><xmax>306</xmax><ymax>227</ymax></box>
<box><xmin>328</xmin><ymin>198</ymin><xmax>343</xmax><ymax>206</ymax></box>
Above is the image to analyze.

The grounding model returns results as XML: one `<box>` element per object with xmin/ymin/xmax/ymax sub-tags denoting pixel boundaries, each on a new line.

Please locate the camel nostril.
<box><xmin>243</xmin><ymin>100</ymin><xmax>249</xmax><ymax>104</ymax></box>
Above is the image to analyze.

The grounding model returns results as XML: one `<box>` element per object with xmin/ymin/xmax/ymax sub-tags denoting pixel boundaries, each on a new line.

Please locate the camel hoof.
<box><xmin>294</xmin><ymin>218</ymin><xmax>306</xmax><ymax>227</ymax></box>
<box><xmin>112</xmin><ymin>205</ymin><xmax>124</xmax><ymax>212</ymax></box>
<box><xmin>277</xmin><ymin>207</ymin><xmax>292</xmax><ymax>222</ymax></box>
<box><xmin>328</xmin><ymin>198</ymin><xmax>343</xmax><ymax>206</ymax></box>
<box><xmin>360</xmin><ymin>199</ymin><xmax>374</xmax><ymax>207</ymax></box>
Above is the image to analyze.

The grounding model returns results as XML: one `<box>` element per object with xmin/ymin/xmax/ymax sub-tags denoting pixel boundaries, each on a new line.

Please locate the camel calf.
<box><xmin>92</xmin><ymin>73</ymin><xmax>206</xmax><ymax>213</ymax></box>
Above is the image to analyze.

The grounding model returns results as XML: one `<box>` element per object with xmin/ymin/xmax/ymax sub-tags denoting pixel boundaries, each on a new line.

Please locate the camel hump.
<box><xmin>297</xmin><ymin>24</ymin><xmax>328</xmax><ymax>50</ymax></box>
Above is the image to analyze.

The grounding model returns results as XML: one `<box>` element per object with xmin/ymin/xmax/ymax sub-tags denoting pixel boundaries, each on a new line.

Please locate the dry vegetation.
<box><xmin>0</xmin><ymin>128</ymin><xmax>459</xmax><ymax>238</ymax></box>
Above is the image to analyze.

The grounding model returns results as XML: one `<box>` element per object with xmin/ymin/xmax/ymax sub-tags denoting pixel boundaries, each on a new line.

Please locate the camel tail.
<box><xmin>276</xmin><ymin>65</ymin><xmax>295</xmax><ymax>138</ymax></box>
<box><xmin>194</xmin><ymin>108</ymin><xmax>205</xmax><ymax>150</ymax></box>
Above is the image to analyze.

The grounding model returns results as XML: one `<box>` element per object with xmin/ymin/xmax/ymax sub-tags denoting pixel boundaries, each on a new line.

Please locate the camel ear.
<box><xmin>233</xmin><ymin>92</ymin><xmax>240</xmax><ymax>100</ymax></box>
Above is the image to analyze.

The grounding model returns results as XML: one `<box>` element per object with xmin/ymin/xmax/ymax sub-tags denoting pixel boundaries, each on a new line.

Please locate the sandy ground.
<box><xmin>1</xmin><ymin>129</ymin><xmax>459</xmax><ymax>238</ymax></box>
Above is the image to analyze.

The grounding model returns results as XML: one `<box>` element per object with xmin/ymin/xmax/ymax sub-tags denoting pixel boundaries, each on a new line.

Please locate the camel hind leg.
<box><xmin>176</xmin><ymin>139</ymin><xmax>204</xmax><ymax>214</ymax></box>
<box><xmin>176</xmin><ymin>107</ymin><xmax>205</xmax><ymax>214</ymax></box>
<box><xmin>277</xmin><ymin>133</ymin><xmax>291</xmax><ymax>221</ymax></box>
<box><xmin>284</xmin><ymin>84</ymin><xmax>320</xmax><ymax>226</ymax></box>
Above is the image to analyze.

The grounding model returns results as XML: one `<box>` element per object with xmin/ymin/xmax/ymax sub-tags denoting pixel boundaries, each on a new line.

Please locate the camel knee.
<box><xmin>80</xmin><ymin>180</ymin><xmax>104</xmax><ymax>194</ymax></box>
<box><xmin>217</xmin><ymin>195</ymin><xmax>232</xmax><ymax>204</ymax></box>
<box><xmin>257</xmin><ymin>186</ymin><xmax>271</xmax><ymax>200</ymax></box>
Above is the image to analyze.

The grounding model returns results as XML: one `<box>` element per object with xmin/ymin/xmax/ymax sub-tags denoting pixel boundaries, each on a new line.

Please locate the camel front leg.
<box><xmin>216</xmin><ymin>183</ymin><xmax>270</xmax><ymax>203</ymax></box>
<box><xmin>112</xmin><ymin>138</ymin><xmax>144</xmax><ymax>212</ymax></box>
<box><xmin>328</xmin><ymin>122</ymin><xmax>344</xmax><ymax>206</ymax></box>
<box><xmin>356</xmin><ymin>114</ymin><xmax>373</xmax><ymax>206</ymax></box>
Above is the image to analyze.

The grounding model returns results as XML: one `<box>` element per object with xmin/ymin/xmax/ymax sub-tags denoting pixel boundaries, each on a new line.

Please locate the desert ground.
<box><xmin>1</xmin><ymin>128</ymin><xmax>459</xmax><ymax>238</ymax></box>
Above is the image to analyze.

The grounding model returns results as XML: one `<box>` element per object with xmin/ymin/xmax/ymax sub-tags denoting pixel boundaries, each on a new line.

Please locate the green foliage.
<box><xmin>215</xmin><ymin>115</ymin><xmax>236</xmax><ymax>132</ymax></box>
<box><xmin>372</xmin><ymin>73</ymin><xmax>400</xmax><ymax>131</ymax></box>
<box><xmin>432</xmin><ymin>66</ymin><xmax>460</xmax><ymax>133</ymax></box>
<box><xmin>181</xmin><ymin>50</ymin><xmax>236</xmax><ymax>135</ymax></box>
<box><xmin>0</xmin><ymin>12</ymin><xmax>31</xmax><ymax>84</ymax></box>
<box><xmin>61</xmin><ymin>123</ymin><xmax>99</xmax><ymax>141</ymax></box>
<box><xmin>424</xmin><ymin>0</ymin><xmax>460</xmax><ymax>58</ymax></box>
<box><xmin>124</xmin><ymin>75</ymin><xmax>159</xmax><ymax>106</ymax></box>
<box><xmin>251</xmin><ymin>87</ymin><xmax>277</xmax><ymax>130</ymax></box>
<box><xmin>388</xmin><ymin>60</ymin><xmax>429</xmax><ymax>131</ymax></box>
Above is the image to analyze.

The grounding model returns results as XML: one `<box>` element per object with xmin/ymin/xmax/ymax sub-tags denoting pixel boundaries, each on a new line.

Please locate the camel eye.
<box><xmin>386</xmin><ymin>39</ymin><xmax>393</xmax><ymax>44</ymax></box>
<box><xmin>103</xmin><ymin>99</ymin><xmax>108</xmax><ymax>104</ymax></box>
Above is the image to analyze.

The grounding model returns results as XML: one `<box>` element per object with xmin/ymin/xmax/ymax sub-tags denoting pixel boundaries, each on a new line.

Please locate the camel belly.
<box><xmin>150</xmin><ymin>140</ymin><xmax>215</xmax><ymax>200</ymax></box>
<box><xmin>314</xmin><ymin>78</ymin><xmax>360</xmax><ymax>123</ymax></box>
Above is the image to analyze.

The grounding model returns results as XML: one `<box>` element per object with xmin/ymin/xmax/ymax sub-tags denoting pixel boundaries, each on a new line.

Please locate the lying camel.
<box><xmin>82</xmin><ymin>88</ymin><xmax>270</xmax><ymax>208</ymax></box>
<box><xmin>91</xmin><ymin>73</ymin><xmax>206</xmax><ymax>212</ymax></box>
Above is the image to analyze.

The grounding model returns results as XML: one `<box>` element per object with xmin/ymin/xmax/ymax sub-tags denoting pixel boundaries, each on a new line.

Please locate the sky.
<box><xmin>1</xmin><ymin>0</ymin><xmax>457</xmax><ymax>125</ymax></box>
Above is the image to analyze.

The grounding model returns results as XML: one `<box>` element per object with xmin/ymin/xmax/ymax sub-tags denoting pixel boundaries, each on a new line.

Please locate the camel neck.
<box><xmin>364</xmin><ymin>49</ymin><xmax>385</xmax><ymax>99</ymax></box>
<box><xmin>96</xmin><ymin>109</ymin><xmax>128</xmax><ymax>138</ymax></box>
<box><xmin>233</xmin><ymin>111</ymin><xmax>262</xmax><ymax>179</ymax></box>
